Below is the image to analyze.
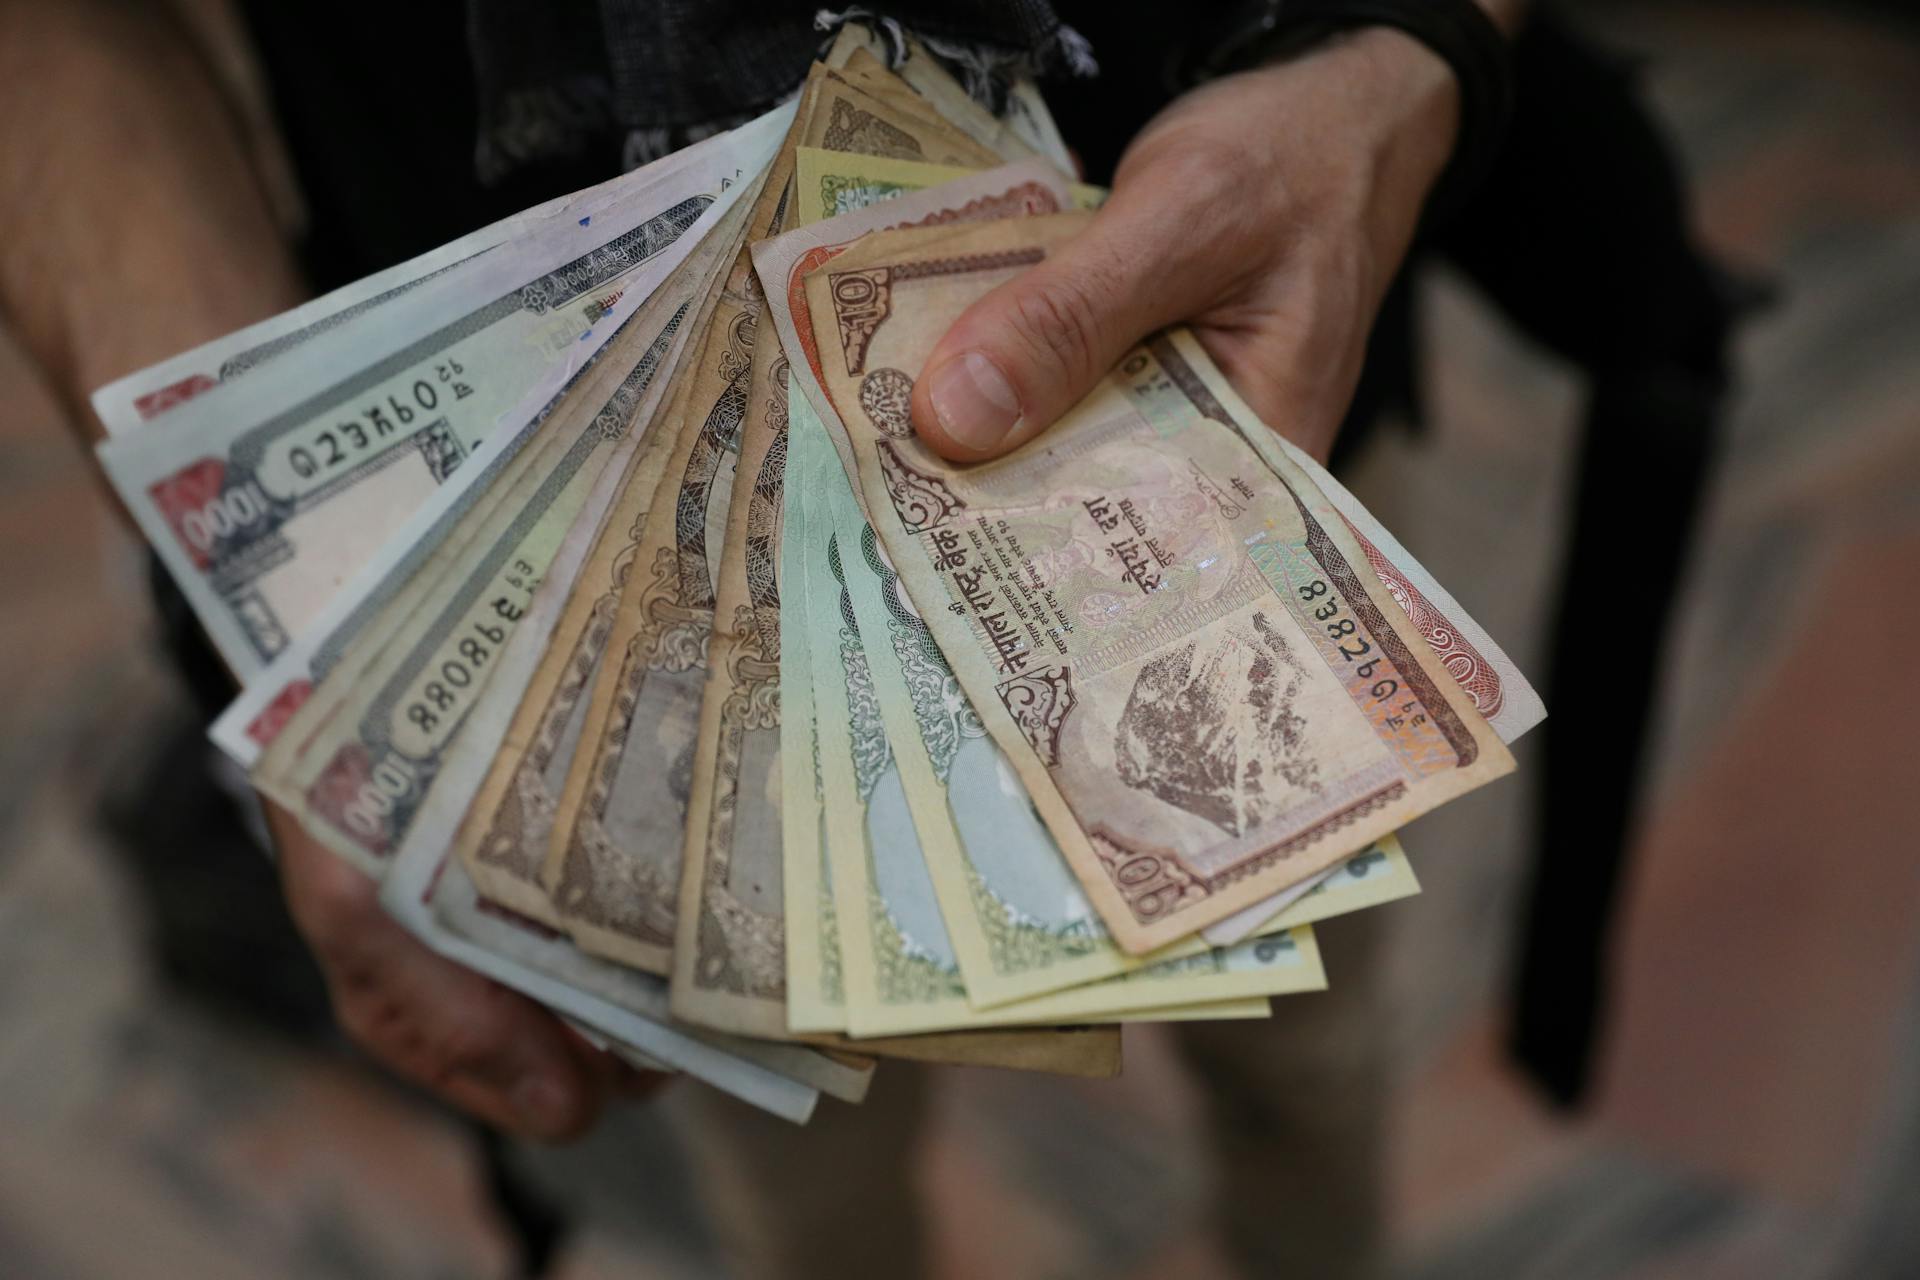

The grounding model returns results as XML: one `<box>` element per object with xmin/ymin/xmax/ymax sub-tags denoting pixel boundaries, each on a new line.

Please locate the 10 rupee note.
<box><xmin>804</xmin><ymin>214</ymin><xmax>1514</xmax><ymax>951</ymax></box>
<box><xmin>794</xmin><ymin>384</ymin><xmax>1325</xmax><ymax>1034</ymax></box>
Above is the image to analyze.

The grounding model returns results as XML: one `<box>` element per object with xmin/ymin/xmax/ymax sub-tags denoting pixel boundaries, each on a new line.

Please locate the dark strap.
<box><xmin>1428</xmin><ymin>8</ymin><xmax>1745</xmax><ymax>1106</ymax></box>
<box><xmin>1173</xmin><ymin>0</ymin><xmax>1515</xmax><ymax>220</ymax></box>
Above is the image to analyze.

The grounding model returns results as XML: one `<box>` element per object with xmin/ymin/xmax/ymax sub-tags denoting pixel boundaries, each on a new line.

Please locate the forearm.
<box><xmin>0</xmin><ymin>0</ymin><xmax>304</xmax><ymax>442</ymax></box>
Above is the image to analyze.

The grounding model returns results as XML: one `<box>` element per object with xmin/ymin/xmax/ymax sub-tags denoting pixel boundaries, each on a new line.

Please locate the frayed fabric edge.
<box><xmin>814</xmin><ymin>6</ymin><xmax>1098</xmax><ymax>107</ymax></box>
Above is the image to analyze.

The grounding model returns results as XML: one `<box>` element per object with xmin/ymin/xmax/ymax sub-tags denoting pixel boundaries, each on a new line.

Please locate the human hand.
<box><xmin>271</xmin><ymin>802</ymin><xmax>663</xmax><ymax>1141</ymax></box>
<box><xmin>911</xmin><ymin>28</ymin><xmax>1461</xmax><ymax>465</ymax></box>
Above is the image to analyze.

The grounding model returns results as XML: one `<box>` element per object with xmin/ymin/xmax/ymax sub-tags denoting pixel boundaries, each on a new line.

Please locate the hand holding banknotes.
<box><xmin>2</xmin><ymin>0</ymin><xmax>1582</xmax><ymax>1268</ymax></box>
<box><xmin>913</xmin><ymin>27</ymin><xmax>1460</xmax><ymax>465</ymax></box>
<box><xmin>57</xmin><ymin>28</ymin><xmax>1552</xmax><ymax>1280</ymax></box>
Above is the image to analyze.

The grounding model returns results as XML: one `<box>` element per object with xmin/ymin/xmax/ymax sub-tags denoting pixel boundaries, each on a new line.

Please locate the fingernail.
<box><xmin>927</xmin><ymin>351</ymin><xmax>1022</xmax><ymax>453</ymax></box>
<box><xmin>512</xmin><ymin>1075</ymin><xmax>574</xmax><ymax>1134</ymax></box>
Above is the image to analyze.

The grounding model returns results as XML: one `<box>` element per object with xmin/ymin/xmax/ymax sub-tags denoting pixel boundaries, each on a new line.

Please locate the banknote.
<box><xmin>793</xmin><ymin>381</ymin><xmax>1326</xmax><ymax>1034</ymax></box>
<box><xmin>99</xmin><ymin>106</ymin><xmax>791</xmax><ymax>676</ymax></box>
<box><xmin>668</xmin><ymin>157</ymin><xmax>1076</xmax><ymax>1039</ymax></box>
<box><xmin>536</xmin><ymin>64</ymin><xmax>1026</xmax><ymax>977</ymax></box>
<box><xmin>451</xmin><ymin>377</ymin><xmax>693</xmax><ymax>921</ymax></box>
<box><xmin>238</xmin><ymin>298</ymin><xmax>680</xmax><ymax>805</ymax></box>
<box><xmin>819</xmin><ymin>54</ymin><xmax>1005</xmax><ymax>168</ymax></box>
<box><xmin>821</xmin><ymin>25</ymin><xmax>1072</xmax><ymax>171</ymax></box>
<box><xmin>539</xmin><ymin>269</ymin><xmax>765</xmax><ymax>971</ymax></box>
<box><xmin>780</xmin><ymin>163</ymin><xmax>1525</xmax><ymax>953</ymax></box>
<box><xmin>806</xmin><ymin>64</ymin><xmax>1000</xmax><ymax>171</ymax></box>
<box><xmin>89</xmin><ymin>147</ymin><xmax>722</xmax><ymax>437</ymax></box>
<box><xmin>667</xmin><ymin>268</ymin><xmax>797</xmax><ymax>1038</ymax></box>
<box><xmin>371</xmin><ymin>696</ymin><xmax>833</xmax><ymax>1119</ymax></box>
<box><xmin>1200</xmin><ymin>834</ymin><xmax>1424</xmax><ymax>946</ymax></box>
<box><xmin>210</xmin><ymin>197</ymin><xmax>746</xmax><ymax>772</ymax></box>
<box><xmin>804</xmin><ymin>215</ymin><xmax>1514</xmax><ymax>951</ymax></box>
<box><xmin>799</xmin><ymin>385</ymin><xmax>1401</xmax><ymax>1000</ymax></box>
<box><xmin>750</xmin><ymin>157</ymin><xmax>1073</xmax><ymax>484</ymax></box>
<box><xmin>777</xmin><ymin>404</ymin><xmax>848</xmax><ymax>1033</ymax></box>
<box><xmin>450</xmin><ymin>191</ymin><xmax>764</xmax><ymax>921</ymax></box>
<box><xmin>252</xmin><ymin>286</ymin><xmax>698</xmax><ymax>873</ymax></box>
<box><xmin>793</xmin><ymin>148</ymin><xmax>1103</xmax><ymax>226</ymax></box>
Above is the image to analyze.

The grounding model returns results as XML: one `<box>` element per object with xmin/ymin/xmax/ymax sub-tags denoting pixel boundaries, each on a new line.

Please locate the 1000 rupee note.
<box><xmin>211</xmin><ymin>195</ymin><xmax>746</xmax><ymax>772</ymax></box>
<box><xmin>254</xmin><ymin>287</ymin><xmax>698</xmax><ymax>872</ymax></box>
<box><xmin>804</xmin><ymin>214</ymin><xmax>1514</xmax><ymax>951</ymax></box>
<box><xmin>101</xmin><ymin>109</ymin><xmax>790</xmax><ymax>676</ymax></box>
<box><xmin>795</xmin><ymin>387</ymin><xmax>1323</xmax><ymax>1033</ymax></box>
<box><xmin>90</xmin><ymin>149</ymin><xmax>723</xmax><ymax>437</ymax></box>
<box><xmin>240</xmin><ymin>293</ymin><xmax>689</xmax><ymax>855</ymax></box>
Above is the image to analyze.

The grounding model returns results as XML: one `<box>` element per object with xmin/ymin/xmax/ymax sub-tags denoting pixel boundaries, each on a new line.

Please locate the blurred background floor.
<box><xmin>2</xmin><ymin>2</ymin><xmax>1917</xmax><ymax>1277</ymax></box>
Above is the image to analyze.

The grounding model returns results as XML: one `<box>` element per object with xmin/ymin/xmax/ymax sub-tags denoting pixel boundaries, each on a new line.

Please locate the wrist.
<box><xmin>1308</xmin><ymin>27</ymin><xmax>1461</xmax><ymax>212</ymax></box>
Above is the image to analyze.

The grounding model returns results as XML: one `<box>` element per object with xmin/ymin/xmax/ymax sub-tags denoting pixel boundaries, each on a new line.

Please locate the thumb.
<box><xmin>909</xmin><ymin>202</ymin><xmax>1214</xmax><ymax>461</ymax></box>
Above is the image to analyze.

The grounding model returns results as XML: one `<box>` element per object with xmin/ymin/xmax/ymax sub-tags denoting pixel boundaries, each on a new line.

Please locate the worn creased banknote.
<box><xmin>803</xmin><ymin>214</ymin><xmax>1515</xmax><ymax>951</ymax></box>
<box><xmin>792</xmin><ymin>380</ymin><xmax>1325</xmax><ymax>1034</ymax></box>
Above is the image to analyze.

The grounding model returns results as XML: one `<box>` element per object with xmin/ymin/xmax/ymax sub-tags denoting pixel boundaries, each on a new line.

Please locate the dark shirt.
<box><xmin>234</xmin><ymin>1</ymin><xmax>1226</xmax><ymax>289</ymax></box>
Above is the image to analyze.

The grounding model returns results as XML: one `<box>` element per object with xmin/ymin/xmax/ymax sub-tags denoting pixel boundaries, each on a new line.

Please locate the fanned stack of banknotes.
<box><xmin>95</xmin><ymin>31</ymin><xmax>1543</xmax><ymax>1123</ymax></box>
